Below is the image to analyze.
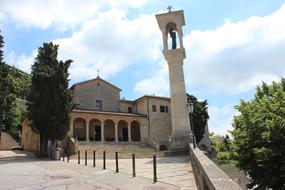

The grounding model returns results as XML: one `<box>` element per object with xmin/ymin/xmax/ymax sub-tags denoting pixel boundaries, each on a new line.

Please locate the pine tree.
<box><xmin>29</xmin><ymin>42</ymin><xmax>73</xmax><ymax>156</ymax></box>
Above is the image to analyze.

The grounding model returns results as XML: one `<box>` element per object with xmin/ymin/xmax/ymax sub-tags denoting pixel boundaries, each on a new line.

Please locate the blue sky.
<box><xmin>1</xmin><ymin>0</ymin><xmax>285</xmax><ymax>136</ymax></box>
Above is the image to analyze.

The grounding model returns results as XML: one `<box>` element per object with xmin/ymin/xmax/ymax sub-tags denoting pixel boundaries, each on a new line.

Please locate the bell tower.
<box><xmin>156</xmin><ymin>8</ymin><xmax>193</xmax><ymax>150</ymax></box>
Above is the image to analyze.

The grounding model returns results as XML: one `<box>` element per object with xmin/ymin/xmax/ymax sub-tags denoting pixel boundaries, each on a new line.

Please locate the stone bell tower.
<box><xmin>156</xmin><ymin>8</ymin><xmax>192</xmax><ymax>151</ymax></box>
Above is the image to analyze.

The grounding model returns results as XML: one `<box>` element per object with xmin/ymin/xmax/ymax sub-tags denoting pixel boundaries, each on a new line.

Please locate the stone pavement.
<box><xmin>0</xmin><ymin>151</ymin><xmax>179</xmax><ymax>190</ymax></box>
<box><xmin>68</xmin><ymin>155</ymin><xmax>197</xmax><ymax>190</ymax></box>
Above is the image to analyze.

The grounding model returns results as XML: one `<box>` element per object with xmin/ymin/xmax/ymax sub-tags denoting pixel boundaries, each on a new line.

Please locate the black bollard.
<box><xmin>93</xmin><ymin>150</ymin><xmax>96</xmax><ymax>167</ymax></box>
<box><xmin>115</xmin><ymin>152</ymin><xmax>119</xmax><ymax>173</ymax></box>
<box><xmin>67</xmin><ymin>149</ymin><xmax>70</xmax><ymax>163</ymax></box>
<box><xmin>85</xmin><ymin>150</ymin><xmax>87</xmax><ymax>166</ymax></box>
<box><xmin>78</xmin><ymin>150</ymin><xmax>80</xmax><ymax>165</ymax></box>
<box><xmin>103</xmin><ymin>151</ymin><xmax>106</xmax><ymax>169</ymax></box>
<box><xmin>132</xmin><ymin>153</ymin><xmax>136</xmax><ymax>177</ymax></box>
<box><xmin>153</xmin><ymin>155</ymin><xmax>157</xmax><ymax>183</ymax></box>
<box><xmin>63</xmin><ymin>152</ymin><xmax>65</xmax><ymax>162</ymax></box>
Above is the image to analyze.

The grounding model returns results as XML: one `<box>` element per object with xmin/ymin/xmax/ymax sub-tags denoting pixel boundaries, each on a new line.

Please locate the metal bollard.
<box><xmin>115</xmin><ymin>152</ymin><xmax>119</xmax><ymax>173</ymax></box>
<box><xmin>78</xmin><ymin>150</ymin><xmax>80</xmax><ymax>165</ymax></box>
<box><xmin>85</xmin><ymin>150</ymin><xmax>87</xmax><ymax>166</ymax></box>
<box><xmin>132</xmin><ymin>153</ymin><xmax>136</xmax><ymax>177</ymax></box>
<box><xmin>63</xmin><ymin>152</ymin><xmax>65</xmax><ymax>162</ymax></box>
<box><xmin>153</xmin><ymin>155</ymin><xmax>157</xmax><ymax>183</ymax></box>
<box><xmin>93</xmin><ymin>150</ymin><xmax>96</xmax><ymax>167</ymax></box>
<box><xmin>103</xmin><ymin>151</ymin><xmax>106</xmax><ymax>169</ymax></box>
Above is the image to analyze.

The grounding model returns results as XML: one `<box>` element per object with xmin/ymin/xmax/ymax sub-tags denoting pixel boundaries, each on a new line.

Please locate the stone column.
<box><xmin>128</xmin><ymin>123</ymin><xmax>132</xmax><ymax>142</ymax></box>
<box><xmin>68</xmin><ymin>119</ymin><xmax>73</xmax><ymax>137</ymax></box>
<box><xmin>101</xmin><ymin>122</ymin><xmax>104</xmax><ymax>142</ymax></box>
<box><xmin>156</xmin><ymin>10</ymin><xmax>193</xmax><ymax>151</ymax></box>
<box><xmin>115</xmin><ymin>122</ymin><xmax>118</xmax><ymax>142</ymax></box>
<box><xmin>86</xmin><ymin>121</ymin><xmax>89</xmax><ymax>142</ymax></box>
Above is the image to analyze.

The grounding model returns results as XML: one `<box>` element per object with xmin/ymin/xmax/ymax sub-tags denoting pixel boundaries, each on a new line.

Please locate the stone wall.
<box><xmin>74</xmin><ymin>78</ymin><xmax>120</xmax><ymax>112</ymax></box>
<box><xmin>136</xmin><ymin>96</ymin><xmax>172</xmax><ymax>147</ymax></box>
<box><xmin>119</xmin><ymin>101</ymin><xmax>134</xmax><ymax>113</ymax></box>
<box><xmin>189</xmin><ymin>144</ymin><xmax>242</xmax><ymax>190</ymax></box>
<box><xmin>21</xmin><ymin>119</ymin><xmax>40</xmax><ymax>153</ymax></box>
<box><xmin>0</xmin><ymin>132</ymin><xmax>16</xmax><ymax>150</ymax></box>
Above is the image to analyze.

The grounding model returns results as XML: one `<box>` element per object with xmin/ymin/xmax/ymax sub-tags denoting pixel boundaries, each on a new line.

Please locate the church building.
<box><xmin>67</xmin><ymin>76</ymin><xmax>172</xmax><ymax>150</ymax></box>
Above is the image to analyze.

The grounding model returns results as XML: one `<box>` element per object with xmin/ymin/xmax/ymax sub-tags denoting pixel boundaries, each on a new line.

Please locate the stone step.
<box><xmin>70</xmin><ymin>142</ymin><xmax>164</xmax><ymax>159</ymax></box>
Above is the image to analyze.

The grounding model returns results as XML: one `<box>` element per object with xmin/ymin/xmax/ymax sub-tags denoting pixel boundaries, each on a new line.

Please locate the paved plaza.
<box><xmin>0</xmin><ymin>151</ymin><xmax>197</xmax><ymax>190</ymax></box>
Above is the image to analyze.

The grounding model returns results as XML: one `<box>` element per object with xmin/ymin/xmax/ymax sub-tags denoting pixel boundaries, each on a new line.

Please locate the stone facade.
<box><xmin>68</xmin><ymin>76</ymin><xmax>172</xmax><ymax>149</ymax></box>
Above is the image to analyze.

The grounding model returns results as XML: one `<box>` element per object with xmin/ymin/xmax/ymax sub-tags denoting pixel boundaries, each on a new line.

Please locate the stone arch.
<box><xmin>118</xmin><ymin>120</ymin><xmax>128</xmax><ymax>142</ymax></box>
<box><xmin>73</xmin><ymin>118</ymin><xmax>86</xmax><ymax>141</ymax></box>
<box><xmin>104</xmin><ymin>119</ymin><xmax>115</xmax><ymax>141</ymax></box>
<box><xmin>89</xmin><ymin>119</ymin><xmax>101</xmax><ymax>141</ymax></box>
<box><xmin>166</xmin><ymin>22</ymin><xmax>179</xmax><ymax>49</ymax></box>
<box><xmin>131</xmin><ymin>121</ymin><xmax>141</xmax><ymax>141</ymax></box>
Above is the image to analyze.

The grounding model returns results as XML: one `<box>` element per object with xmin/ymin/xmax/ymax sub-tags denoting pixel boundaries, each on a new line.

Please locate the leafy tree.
<box><xmin>0</xmin><ymin>31</ymin><xmax>18</xmax><ymax>141</ymax></box>
<box><xmin>187</xmin><ymin>94</ymin><xmax>209</xmax><ymax>143</ymax></box>
<box><xmin>29</xmin><ymin>42</ymin><xmax>73</xmax><ymax>156</ymax></box>
<box><xmin>232</xmin><ymin>79</ymin><xmax>285</xmax><ymax>189</ymax></box>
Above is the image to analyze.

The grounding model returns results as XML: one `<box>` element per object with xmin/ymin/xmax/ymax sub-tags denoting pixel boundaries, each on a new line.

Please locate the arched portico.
<box><xmin>73</xmin><ymin>118</ymin><xmax>86</xmax><ymax>141</ymax></box>
<box><xmin>70</xmin><ymin>111</ymin><xmax>145</xmax><ymax>143</ymax></box>
<box><xmin>131</xmin><ymin>121</ymin><xmax>141</xmax><ymax>141</ymax></box>
<box><xmin>89</xmin><ymin>119</ymin><xmax>101</xmax><ymax>141</ymax></box>
<box><xmin>118</xmin><ymin>120</ymin><xmax>128</xmax><ymax>142</ymax></box>
<box><xmin>104</xmin><ymin>119</ymin><xmax>115</xmax><ymax>141</ymax></box>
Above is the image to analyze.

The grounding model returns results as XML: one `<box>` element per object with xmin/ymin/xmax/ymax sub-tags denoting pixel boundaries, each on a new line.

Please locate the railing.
<box><xmin>189</xmin><ymin>144</ymin><xmax>242</xmax><ymax>190</ymax></box>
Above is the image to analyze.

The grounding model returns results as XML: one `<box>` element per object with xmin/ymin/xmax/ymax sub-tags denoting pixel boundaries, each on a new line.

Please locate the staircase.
<box><xmin>69</xmin><ymin>142</ymin><xmax>164</xmax><ymax>159</ymax></box>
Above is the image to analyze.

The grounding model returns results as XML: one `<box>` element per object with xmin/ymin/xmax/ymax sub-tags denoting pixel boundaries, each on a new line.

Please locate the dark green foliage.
<box><xmin>0</xmin><ymin>31</ymin><xmax>18</xmax><ymax>139</ymax></box>
<box><xmin>232</xmin><ymin>79</ymin><xmax>285</xmax><ymax>189</ymax></box>
<box><xmin>187</xmin><ymin>94</ymin><xmax>209</xmax><ymax>143</ymax></box>
<box><xmin>0</xmin><ymin>31</ymin><xmax>31</xmax><ymax>141</ymax></box>
<box><xmin>29</xmin><ymin>42</ymin><xmax>73</xmax><ymax>140</ymax></box>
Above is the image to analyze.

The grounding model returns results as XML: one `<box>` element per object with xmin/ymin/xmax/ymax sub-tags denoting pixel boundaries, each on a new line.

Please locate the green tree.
<box><xmin>187</xmin><ymin>94</ymin><xmax>209</xmax><ymax>143</ymax></box>
<box><xmin>29</xmin><ymin>42</ymin><xmax>73</xmax><ymax>156</ymax></box>
<box><xmin>0</xmin><ymin>31</ymin><xmax>18</xmax><ymax>141</ymax></box>
<box><xmin>232</xmin><ymin>79</ymin><xmax>285</xmax><ymax>189</ymax></box>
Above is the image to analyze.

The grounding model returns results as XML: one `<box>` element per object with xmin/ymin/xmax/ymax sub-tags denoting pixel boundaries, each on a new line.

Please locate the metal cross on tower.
<box><xmin>167</xmin><ymin>5</ymin><xmax>172</xmax><ymax>12</ymax></box>
<box><xmin>97</xmin><ymin>69</ymin><xmax>100</xmax><ymax>77</ymax></box>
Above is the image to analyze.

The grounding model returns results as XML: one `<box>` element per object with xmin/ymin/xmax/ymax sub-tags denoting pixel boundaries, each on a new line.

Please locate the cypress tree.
<box><xmin>187</xmin><ymin>94</ymin><xmax>209</xmax><ymax>143</ymax></box>
<box><xmin>29</xmin><ymin>42</ymin><xmax>73</xmax><ymax>156</ymax></box>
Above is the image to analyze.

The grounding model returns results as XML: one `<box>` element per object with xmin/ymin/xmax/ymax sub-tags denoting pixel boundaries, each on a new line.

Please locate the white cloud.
<box><xmin>185</xmin><ymin>4</ymin><xmax>285</xmax><ymax>93</ymax></box>
<box><xmin>134</xmin><ymin>62</ymin><xmax>169</xmax><ymax>96</ymax></box>
<box><xmin>7</xmin><ymin>51</ymin><xmax>36</xmax><ymax>73</ymax></box>
<box><xmin>0</xmin><ymin>0</ymin><xmax>148</xmax><ymax>30</ymax></box>
<box><xmin>53</xmin><ymin>9</ymin><xmax>161</xmax><ymax>83</ymax></box>
<box><xmin>207</xmin><ymin>105</ymin><xmax>237</xmax><ymax>136</ymax></box>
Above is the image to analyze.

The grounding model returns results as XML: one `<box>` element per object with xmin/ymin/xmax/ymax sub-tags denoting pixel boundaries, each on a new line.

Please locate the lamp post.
<box><xmin>187</xmin><ymin>101</ymin><xmax>196</xmax><ymax>148</ymax></box>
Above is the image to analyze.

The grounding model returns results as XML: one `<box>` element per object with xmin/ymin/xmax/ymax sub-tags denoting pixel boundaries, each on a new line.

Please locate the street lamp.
<box><xmin>187</xmin><ymin>101</ymin><xmax>196</xmax><ymax>148</ymax></box>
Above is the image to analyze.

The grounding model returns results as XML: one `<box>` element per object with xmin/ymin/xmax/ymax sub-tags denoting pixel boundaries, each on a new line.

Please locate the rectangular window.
<box><xmin>95</xmin><ymin>100</ymin><xmax>103</xmax><ymax>111</ymax></box>
<box><xmin>165</xmin><ymin>106</ymin><xmax>168</xmax><ymax>113</ymax></box>
<box><xmin>160</xmin><ymin>105</ymin><xmax>165</xmax><ymax>112</ymax></box>
<box><xmin>152</xmin><ymin>105</ymin><xmax>157</xmax><ymax>112</ymax></box>
<box><xmin>128</xmin><ymin>107</ymin><xmax>132</xmax><ymax>113</ymax></box>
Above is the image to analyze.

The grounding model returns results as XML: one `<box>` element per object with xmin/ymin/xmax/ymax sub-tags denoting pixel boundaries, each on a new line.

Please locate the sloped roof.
<box><xmin>71</xmin><ymin>76</ymin><xmax>121</xmax><ymax>91</ymax></box>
